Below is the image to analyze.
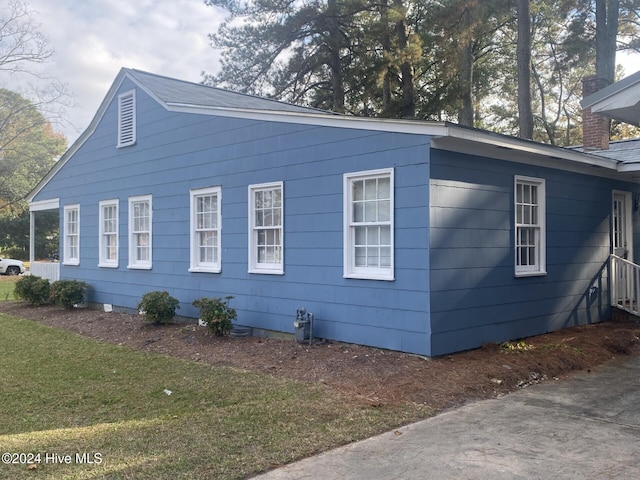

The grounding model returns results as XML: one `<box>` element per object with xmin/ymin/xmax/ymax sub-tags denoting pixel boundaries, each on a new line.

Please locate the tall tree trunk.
<box><xmin>458</xmin><ymin>7</ymin><xmax>474</xmax><ymax>126</ymax></box>
<box><xmin>517</xmin><ymin>0</ymin><xmax>533</xmax><ymax>139</ymax></box>
<box><xmin>595</xmin><ymin>0</ymin><xmax>619</xmax><ymax>84</ymax></box>
<box><xmin>381</xmin><ymin>1</ymin><xmax>393</xmax><ymax>116</ymax></box>
<box><xmin>326</xmin><ymin>0</ymin><xmax>346</xmax><ymax>113</ymax></box>
<box><xmin>394</xmin><ymin>0</ymin><xmax>415</xmax><ymax>118</ymax></box>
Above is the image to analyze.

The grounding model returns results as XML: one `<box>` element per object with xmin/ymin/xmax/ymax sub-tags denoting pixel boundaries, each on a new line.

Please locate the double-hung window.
<box><xmin>248</xmin><ymin>182</ymin><xmax>283</xmax><ymax>274</ymax></box>
<box><xmin>99</xmin><ymin>200</ymin><xmax>119</xmax><ymax>268</ymax></box>
<box><xmin>63</xmin><ymin>204</ymin><xmax>80</xmax><ymax>265</ymax></box>
<box><xmin>515</xmin><ymin>176</ymin><xmax>546</xmax><ymax>277</ymax></box>
<box><xmin>190</xmin><ymin>186</ymin><xmax>222</xmax><ymax>273</ymax></box>
<box><xmin>344</xmin><ymin>168</ymin><xmax>394</xmax><ymax>281</ymax></box>
<box><xmin>128</xmin><ymin>195</ymin><xmax>152</xmax><ymax>269</ymax></box>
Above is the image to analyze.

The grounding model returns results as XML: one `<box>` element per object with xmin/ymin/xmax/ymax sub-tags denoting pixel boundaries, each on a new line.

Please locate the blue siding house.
<box><xmin>28</xmin><ymin>68</ymin><xmax>640</xmax><ymax>356</ymax></box>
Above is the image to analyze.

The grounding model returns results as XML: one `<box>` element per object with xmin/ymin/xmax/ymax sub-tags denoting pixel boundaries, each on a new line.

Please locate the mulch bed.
<box><xmin>2</xmin><ymin>300</ymin><xmax>639</xmax><ymax>412</ymax></box>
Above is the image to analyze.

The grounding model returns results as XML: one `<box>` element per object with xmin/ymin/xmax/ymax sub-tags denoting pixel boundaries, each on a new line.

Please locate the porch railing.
<box><xmin>29</xmin><ymin>262</ymin><xmax>60</xmax><ymax>282</ymax></box>
<box><xmin>611</xmin><ymin>254</ymin><xmax>640</xmax><ymax>317</ymax></box>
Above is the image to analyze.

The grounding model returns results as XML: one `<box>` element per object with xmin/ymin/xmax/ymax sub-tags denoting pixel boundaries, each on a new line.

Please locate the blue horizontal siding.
<box><xmin>429</xmin><ymin>148</ymin><xmax>639</xmax><ymax>355</ymax></box>
<box><xmin>36</xmin><ymin>78</ymin><xmax>433</xmax><ymax>355</ymax></box>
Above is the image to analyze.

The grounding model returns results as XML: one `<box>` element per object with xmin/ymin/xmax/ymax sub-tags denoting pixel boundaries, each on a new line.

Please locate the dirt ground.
<box><xmin>2</xmin><ymin>300</ymin><xmax>640</xmax><ymax>412</ymax></box>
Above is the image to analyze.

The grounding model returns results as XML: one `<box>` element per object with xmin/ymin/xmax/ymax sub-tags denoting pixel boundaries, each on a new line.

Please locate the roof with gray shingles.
<box><xmin>126</xmin><ymin>68</ymin><xmax>332</xmax><ymax>115</ymax></box>
<box><xmin>585</xmin><ymin>138</ymin><xmax>640</xmax><ymax>163</ymax></box>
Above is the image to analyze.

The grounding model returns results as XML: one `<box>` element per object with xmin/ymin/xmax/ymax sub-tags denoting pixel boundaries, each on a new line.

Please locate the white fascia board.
<box><xmin>432</xmin><ymin>124</ymin><xmax>620</xmax><ymax>170</ymax></box>
<box><xmin>616</xmin><ymin>161</ymin><xmax>640</xmax><ymax>173</ymax></box>
<box><xmin>29</xmin><ymin>198</ymin><xmax>59</xmax><ymax>211</ymax></box>
<box><xmin>163</xmin><ymin>102</ymin><xmax>449</xmax><ymax>135</ymax></box>
<box><xmin>589</xmin><ymin>89</ymin><xmax>639</xmax><ymax>113</ymax></box>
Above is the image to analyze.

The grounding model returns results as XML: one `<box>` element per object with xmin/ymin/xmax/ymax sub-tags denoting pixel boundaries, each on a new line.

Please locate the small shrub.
<box><xmin>138</xmin><ymin>291</ymin><xmax>180</xmax><ymax>324</ymax></box>
<box><xmin>50</xmin><ymin>280</ymin><xmax>90</xmax><ymax>309</ymax></box>
<box><xmin>14</xmin><ymin>275</ymin><xmax>51</xmax><ymax>305</ymax></box>
<box><xmin>193</xmin><ymin>296</ymin><xmax>237</xmax><ymax>336</ymax></box>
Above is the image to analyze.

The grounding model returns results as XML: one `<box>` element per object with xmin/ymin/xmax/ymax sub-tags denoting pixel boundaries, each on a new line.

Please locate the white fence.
<box><xmin>29</xmin><ymin>262</ymin><xmax>60</xmax><ymax>282</ymax></box>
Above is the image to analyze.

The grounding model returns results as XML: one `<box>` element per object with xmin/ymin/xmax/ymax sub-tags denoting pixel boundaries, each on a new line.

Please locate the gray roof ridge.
<box><xmin>124</xmin><ymin>67</ymin><xmax>336</xmax><ymax>115</ymax></box>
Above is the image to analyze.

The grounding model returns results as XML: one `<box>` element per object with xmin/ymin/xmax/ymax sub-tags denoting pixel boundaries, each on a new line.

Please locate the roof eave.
<box><xmin>433</xmin><ymin>124</ymin><xmax>620</xmax><ymax>171</ymax></box>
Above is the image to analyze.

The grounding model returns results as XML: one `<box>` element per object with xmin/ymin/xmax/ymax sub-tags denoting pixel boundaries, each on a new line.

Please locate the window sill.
<box><xmin>128</xmin><ymin>264</ymin><xmax>152</xmax><ymax>270</ymax></box>
<box><xmin>63</xmin><ymin>261</ymin><xmax>79</xmax><ymax>266</ymax></box>
<box><xmin>515</xmin><ymin>270</ymin><xmax>547</xmax><ymax>278</ymax></box>
<box><xmin>248</xmin><ymin>268</ymin><xmax>284</xmax><ymax>276</ymax></box>
<box><xmin>99</xmin><ymin>263</ymin><xmax>118</xmax><ymax>269</ymax></box>
<box><xmin>189</xmin><ymin>267</ymin><xmax>221</xmax><ymax>274</ymax></box>
<box><xmin>344</xmin><ymin>272</ymin><xmax>395</xmax><ymax>281</ymax></box>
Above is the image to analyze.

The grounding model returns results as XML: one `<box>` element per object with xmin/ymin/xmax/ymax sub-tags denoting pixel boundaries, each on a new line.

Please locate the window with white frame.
<box><xmin>190</xmin><ymin>186</ymin><xmax>222</xmax><ymax>273</ymax></box>
<box><xmin>117</xmin><ymin>90</ymin><xmax>136</xmax><ymax>148</ymax></box>
<box><xmin>99</xmin><ymin>199</ymin><xmax>119</xmax><ymax>267</ymax></box>
<box><xmin>248</xmin><ymin>182</ymin><xmax>283</xmax><ymax>274</ymax></box>
<box><xmin>63</xmin><ymin>204</ymin><xmax>80</xmax><ymax>265</ymax></box>
<box><xmin>128</xmin><ymin>195</ymin><xmax>152</xmax><ymax>269</ymax></box>
<box><xmin>515</xmin><ymin>176</ymin><xmax>546</xmax><ymax>276</ymax></box>
<box><xmin>344</xmin><ymin>169</ymin><xmax>394</xmax><ymax>281</ymax></box>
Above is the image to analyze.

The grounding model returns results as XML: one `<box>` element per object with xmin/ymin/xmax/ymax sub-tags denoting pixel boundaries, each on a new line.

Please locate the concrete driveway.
<box><xmin>253</xmin><ymin>355</ymin><xmax>640</xmax><ymax>480</ymax></box>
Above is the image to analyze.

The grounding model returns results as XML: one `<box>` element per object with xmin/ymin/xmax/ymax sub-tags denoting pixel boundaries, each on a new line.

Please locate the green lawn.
<box><xmin>0</xmin><ymin>277</ymin><xmax>17</xmax><ymax>301</ymax></box>
<box><xmin>0</xmin><ymin>312</ymin><xmax>429</xmax><ymax>479</ymax></box>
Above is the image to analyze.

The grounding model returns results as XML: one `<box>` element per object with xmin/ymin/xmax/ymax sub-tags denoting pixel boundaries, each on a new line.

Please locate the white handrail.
<box><xmin>611</xmin><ymin>254</ymin><xmax>640</xmax><ymax>316</ymax></box>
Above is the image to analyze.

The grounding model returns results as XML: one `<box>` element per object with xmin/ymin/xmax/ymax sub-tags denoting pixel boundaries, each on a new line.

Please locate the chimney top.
<box><xmin>582</xmin><ymin>75</ymin><xmax>611</xmax><ymax>152</ymax></box>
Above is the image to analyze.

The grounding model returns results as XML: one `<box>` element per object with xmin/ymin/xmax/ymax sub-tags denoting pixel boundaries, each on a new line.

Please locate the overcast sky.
<box><xmin>4</xmin><ymin>0</ymin><xmax>225</xmax><ymax>144</ymax></box>
<box><xmin>3</xmin><ymin>1</ymin><xmax>640</xmax><ymax>147</ymax></box>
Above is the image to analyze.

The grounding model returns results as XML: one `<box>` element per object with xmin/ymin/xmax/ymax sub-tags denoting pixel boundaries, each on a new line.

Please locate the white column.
<box><xmin>29</xmin><ymin>210</ymin><xmax>35</xmax><ymax>265</ymax></box>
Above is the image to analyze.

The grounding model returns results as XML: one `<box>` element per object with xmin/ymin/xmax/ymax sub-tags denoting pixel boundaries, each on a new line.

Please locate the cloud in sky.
<box><xmin>3</xmin><ymin>0</ymin><xmax>226</xmax><ymax>144</ymax></box>
<box><xmin>3</xmin><ymin>1</ymin><xmax>640</xmax><ymax>148</ymax></box>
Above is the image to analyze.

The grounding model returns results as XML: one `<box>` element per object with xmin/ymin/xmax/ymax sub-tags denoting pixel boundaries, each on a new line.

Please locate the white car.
<box><xmin>0</xmin><ymin>258</ymin><xmax>26</xmax><ymax>275</ymax></box>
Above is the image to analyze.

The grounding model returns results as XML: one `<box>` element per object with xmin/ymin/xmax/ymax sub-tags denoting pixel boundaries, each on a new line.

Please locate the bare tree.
<box><xmin>0</xmin><ymin>0</ymin><xmax>53</xmax><ymax>73</ymax></box>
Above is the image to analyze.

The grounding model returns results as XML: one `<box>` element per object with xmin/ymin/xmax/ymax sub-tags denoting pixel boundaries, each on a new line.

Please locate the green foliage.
<box><xmin>137</xmin><ymin>291</ymin><xmax>180</xmax><ymax>324</ymax></box>
<box><xmin>0</xmin><ymin>89</ymin><xmax>67</xmax><ymax>209</ymax></box>
<box><xmin>49</xmin><ymin>279</ymin><xmax>89</xmax><ymax>309</ymax></box>
<box><xmin>13</xmin><ymin>275</ymin><xmax>50</xmax><ymax>305</ymax></box>
<box><xmin>0</xmin><ymin>89</ymin><xmax>65</xmax><ymax>258</ymax></box>
<box><xmin>193</xmin><ymin>295</ymin><xmax>237</xmax><ymax>336</ymax></box>
<box><xmin>0</xmin><ymin>208</ymin><xmax>58</xmax><ymax>260</ymax></box>
<box><xmin>204</xmin><ymin>0</ymin><xmax>640</xmax><ymax>145</ymax></box>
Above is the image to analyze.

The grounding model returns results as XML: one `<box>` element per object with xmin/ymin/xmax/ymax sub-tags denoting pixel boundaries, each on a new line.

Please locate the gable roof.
<box><xmin>126</xmin><ymin>69</ymin><xmax>331</xmax><ymax>115</ymax></box>
<box><xmin>29</xmin><ymin>68</ymin><xmax>639</xmax><ymax>205</ymax></box>
<box><xmin>581</xmin><ymin>70</ymin><xmax>640</xmax><ymax>126</ymax></box>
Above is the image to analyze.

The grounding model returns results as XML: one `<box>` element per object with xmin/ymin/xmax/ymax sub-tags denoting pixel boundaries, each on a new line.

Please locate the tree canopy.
<box><xmin>0</xmin><ymin>88</ymin><xmax>66</xmax><ymax>209</ymax></box>
<box><xmin>204</xmin><ymin>0</ymin><xmax>640</xmax><ymax>147</ymax></box>
<box><xmin>0</xmin><ymin>1</ymin><xmax>69</xmax><ymax>258</ymax></box>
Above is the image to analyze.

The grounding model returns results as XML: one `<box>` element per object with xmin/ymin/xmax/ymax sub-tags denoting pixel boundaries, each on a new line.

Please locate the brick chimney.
<box><xmin>582</xmin><ymin>75</ymin><xmax>611</xmax><ymax>151</ymax></box>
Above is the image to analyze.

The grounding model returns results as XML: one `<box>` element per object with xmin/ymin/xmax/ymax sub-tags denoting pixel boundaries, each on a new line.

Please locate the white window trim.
<box><xmin>248</xmin><ymin>181</ymin><xmax>284</xmax><ymax>275</ymax></box>
<box><xmin>63</xmin><ymin>204</ymin><xmax>80</xmax><ymax>266</ymax></box>
<box><xmin>128</xmin><ymin>194</ymin><xmax>152</xmax><ymax>270</ymax></box>
<box><xmin>343</xmin><ymin>168</ymin><xmax>395</xmax><ymax>281</ymax></box>
<box><xmin>99</xmin><ymin>199</ymin><xmax>119</xmax><ymax>268</ymax></box>
<box><xmin>117</xmin><ymin>89</ymin><xmax>136</xmax><ymax>148</ymax></box>
<box><xmin>189</xmin><ymin>186</ymin><xmax>222</xmax><ymax>273</ymax></box>
<box><xmin>514</xmin><ymin>175</ymin><xmax>546</xmax><ymax>277</ymax></box>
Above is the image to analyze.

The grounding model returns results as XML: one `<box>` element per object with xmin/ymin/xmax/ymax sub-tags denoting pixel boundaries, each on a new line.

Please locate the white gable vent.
<box><xmin>117</xmin><ymin>90</ymin><xmax>136</xmax><ymax>147</ymax></box>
